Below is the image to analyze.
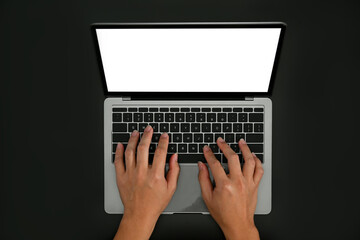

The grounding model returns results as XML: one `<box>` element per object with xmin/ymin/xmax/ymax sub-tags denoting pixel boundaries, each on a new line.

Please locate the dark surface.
<box><xmin>1</xmin><ymin>0</ymin><xmax>360</xmax><ymax>239</ymax></box>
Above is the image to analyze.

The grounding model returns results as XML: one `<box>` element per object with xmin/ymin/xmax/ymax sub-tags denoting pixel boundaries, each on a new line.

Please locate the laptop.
<box><xmin>91</xmin><ymin>22</ymin><xmax>286</xmax><ymax>214</ymax></box>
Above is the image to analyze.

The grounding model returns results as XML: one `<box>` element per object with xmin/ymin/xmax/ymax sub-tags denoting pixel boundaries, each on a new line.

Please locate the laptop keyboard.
<box><xmin>112</xmin><ymin>107</ymin><xmax>264</xmax><ymax>164</ymax></box>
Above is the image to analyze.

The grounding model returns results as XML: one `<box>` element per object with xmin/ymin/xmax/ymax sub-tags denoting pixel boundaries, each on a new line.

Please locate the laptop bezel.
<box><xmin>91</xmin><ymin>22</ymin><xmax>286</xmax><ymax>99</ymax></box>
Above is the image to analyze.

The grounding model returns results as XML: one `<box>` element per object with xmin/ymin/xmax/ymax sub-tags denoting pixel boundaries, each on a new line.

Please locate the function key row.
<box><xmin>113</xmin><ymin>107</ymin><xmax>264</xmax><ymax>113</ymax></box>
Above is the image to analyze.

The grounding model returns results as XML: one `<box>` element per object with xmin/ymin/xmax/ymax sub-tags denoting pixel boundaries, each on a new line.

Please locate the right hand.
<box><xmin>198</xmin><ymin>138</ymin><xmax>264</xmax><ymax>240</ymax></box>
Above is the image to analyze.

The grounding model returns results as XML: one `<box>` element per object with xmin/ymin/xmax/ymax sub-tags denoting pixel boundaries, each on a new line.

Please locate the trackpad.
<box><xmin>164</xmin><ymin>164</ymin><xmax>210</xmax><ymax>213</ymax></box>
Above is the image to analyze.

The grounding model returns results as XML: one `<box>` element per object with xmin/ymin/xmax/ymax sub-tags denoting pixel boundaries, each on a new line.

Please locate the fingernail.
<box><xmin>132</xmin><ymin>130</ymin><xmax>139</xmax><ymax>136</ymax></box>
<box><xmin>203</xmin><ymin>145</ymin><xmax>210</xmax><ymax>152</ymax></box>
<box><xmin>145</xmin><ymin>125</ymin><xmax>152</xmax><ymax>132</ymax></box>
<box><xmin>174</xmin><ymin>152</ymin><xmax>178</xmax><ymax>162</ymax></box>
<box><xmin>161</xmin><ymin>132</ymin><xmax>168</xmax><ymax>138</ymax></box>
<box><xmin>252</xmin><ymin>152</ymin><xmax>257</xmax><ymax>157</ymax></box>
<box><xmin>239</xmin><ymin>138</ymin><xmax>246</xmax><ymax>144</ymax></box>
<box><xmin>217</xmin><ymin>137</ymin><xmax>225</xmax><ymax>143</ymax></box>
<box><xmin>117</xmin><ymin>143</ymin><xmax>122</xmax><ymax>149</ymax></box>
<box><xmin>198</xmin><ymin>161</ymin><xmax>203</xmax><ymax>169</ymax></box>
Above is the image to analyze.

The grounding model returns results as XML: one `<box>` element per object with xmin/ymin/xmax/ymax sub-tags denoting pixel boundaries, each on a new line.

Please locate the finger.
<box><xmin>125</xmin><ymin>130</ymin><xmax>140</xmax><ymax>170</ymax></box>
<box><xmin>202</xmin><ymin>145</ymin><xmax>227</xmax><ymax>183</ymax></box>
<box><xmin>252</xmin><ymin>153</ymin><xmax>264</xmax><ymax>185</ymax></box>
<box><xmin>216</xmin><ymin>137</ymin><xmax>241</xmax><ymax>177</ymax></box>
<box><xmin>166</xmin><ymin>153</ymin><xmax>180</xmax><ymax>193</ymax></box>
<box><xmin>152</xmin><ymin>132</ymin><xmax>169</xmax><ymax>174</ymax></box>
<box><xmin>114</xmin><ymin>143</ymin><xmax>125</xmax><ymax>175</ymax></box>
<box><xmin>239</xmin><ymin>139</ymin><xmax>256</xmax><ymax>181</ymax></box>
<box><xmin>197</xmin><ymin>161</ymin><xmax>213</xmax><ymax>202</ymax></box>
<box><xmin>136</xmin><ymin>125</ymin><xmax>153</xmax><ymax>169</ymax></box>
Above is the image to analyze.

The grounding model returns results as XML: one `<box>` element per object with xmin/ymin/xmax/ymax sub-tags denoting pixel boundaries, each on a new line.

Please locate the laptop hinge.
<box><xmin>121</xmin><ymin>96</ymin><xmax>131</xmax><ymax>101</ymax></box>
<box><xmin>245</xmin><ymin>96</ymin><xmax>254</xmax><ymax>101</ymax></box>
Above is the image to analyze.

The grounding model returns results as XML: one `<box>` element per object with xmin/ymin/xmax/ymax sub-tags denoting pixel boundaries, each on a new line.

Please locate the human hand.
<box><xmin>198</xmin><ymin>138</ymin><xmax>264</xmax><ymax>240</ymax></box>
<box><xmin>113</xmin><ymin>125</ymin><xmax>180</xmax><ymax>240</ymax></box>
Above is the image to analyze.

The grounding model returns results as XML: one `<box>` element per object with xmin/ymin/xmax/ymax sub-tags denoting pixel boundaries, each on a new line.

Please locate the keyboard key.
<box><xmin>139</xmin><ymin>123</ymin><xmax>148</xmax><ymax>132</ymax></box>
<box><xmin>149</xmin><ymin>144</ymin><xmax>157</xmax><ymax>152</ymax></box>
<box><xmin>230</xmin><ymin>144</ymin><xmax>240</xmax><ymax>153</ymax></box>
<box><xmin>247</xmin><ymin>144</ymin><xmax>263</xmax><ymax>153</ymax></box>
<box><xmin>246</xmin><ymin>134</ymin><xmax>263</xmax><ymax>143</ymax></box>
<box><xmin>144</xmin><ymin>113</ymin><xmax>153</xmax><ymax>122</ymax></box>
<box><xmin>199</xmin><ymin>143</ymin><xmax>207</xmax><ymax>151</ymax></box>
<box><xmin>149</xmin><ymin>123</ymin><xmax>158</xmax><ymax>132</ymax></box>
<box><xmin>196</xmin><ymin>113</ymin><xmax>205</xmax><ymax>122</ymax></box>
<box><xmin>256</xmin><ymin>154</ymin><xmax>264</xmax><ymax>163</ymax></box>
<box><xmin>113</xmin><ymin>108</ymin><xmax>127</xmax><ymax>112</ymax></box>
<box><xmin>112</xmin><ymin>143</ymin><xmax>118</xmax><ymax>153</ymax></box>
<box><xmin>223</xmin><ymin>123</ymin><xmax>232</xmax><ymax>132</ymax></box>
<box><xmin>207</xmin><ymin>113</ymin><xmax>216</xmax><ymax>122</ymax></box>
<box><xmin>178</xmin><ymin>144</ymin><xmax>187</xmax><ymax>152</ymax></box>
<box><xmin>191</xmin><ymin>108</ymin><xmax>200</xmax><ymax>112</ymax></box>
<box><xmin>167</xmin><ymin>133</ymin><xmax>172</xmax><ymax>142</ymax></box>
<box><xmin>217</xmin><ymin>113</ymin><xmax>226</xmax><ymax>122</ymax></box>
<box><xmin>233</xmin><ymin>108</ymin><xmax>242</xmax><ymax>112</ymax></box>
<box><xmin>212</xmin><ymin>123</ymin><xmax>221</xmax><ymax>132</ymax></box>
<box><xmin>254</xmin><ymin>108</ymin><xmax>264</xmax><ymax>112</ymax></box>
<box><xmin>249</xmin><ymin>113</ymin><xmax>264</xmax><ymax>122</ymax></box>
<box><xmin>128</xmin><ymin>123</ymin><xmax>138</xmax><ymax>131</ymax></box>
<box><xmin>194</xmin><ymin>134</ymin><xmax>203</xmax><ymax>142</ymax></box>
<box><xmin>225</xmin><ymin>133</ymin><xmax>235</xmax><ymax>142</ymax></box>
<box><xmin>176</xmin><ymin>153</ymin><xmax>221</xmax><ymax>163</ymax></box>
<box><xmin>165</xmin><ymin>113</ymin><xmax>174</xmax><ymax>122</ymax></box>
<box><xmin>186</xmin><ymin>113</ymin><xmax>195</xmax><ymax>122</ymax></box>
<box><xmin>128</xmin><ymin>108</ymin><xmax>137</xmax><ymax>112</ymax></box>
<box><xmin>204</xmin><ymin>134</ymin><xmax>213</xmax><ymax>142</ymax></box>
<box><xmin>215</xmin><ymin>133</ymin><xmax>224</xmax><ymax>142</ymax></box>
<box><xmin>152</xmin><ymin>133</ymin><xmax>161</xmax><ymax>142</ymax></box>
<box><xmin>228</xmin><ymin>113</ymin><xmax>237</xmax><ymax>122</ymax></box>
<box><xmin>160</xmin><ymin>108</ymin><xmax>169</xmax><ymax>112</ymax></box>
<box><xmin>173</xmin><ymin>133</ymin><xmax>182</xmax><ymax>142</ymax></box>
<box><xmin>202</xmin><ymin>123</ymin><xmax>211</xmax><ymax>132</ymax></box>
<box><xmin>160</xmin><ymin>123</ymin><xmax>169</xmax><ymax>132</ymax></box>
<box><xmin>212</xmin><ymin>108</ymin><xmax>221</xmax><ymax>112</ymax></box>
<box><xmin>235</xmin><ymin>133</ymin><xmax>245</xmax><ymax>142</ymax></box>
<box><xmin>191</xmin><ymin>123</ymin><xmax>201</xmax><ymax>132</ymax></box>
<box><xmin>239</xmin><ymin>113</ymin><xmax>247</xmax><ymax>122</ymax></box>
<box><xmin>210</xmin><ymin>144</ymin><xmax>219</xmax><ymax>153</ymax></box>
<box><xmin>113</xmin><ymin>113</ymin><xmax>122</xmax><ymax>122</ymax></box>
<box><xmin>170</xmin><ymin>108</ymin><xmax>179</xmax><ymax>112</ymax></box>
<box><xmin>181</xmin><ymin>123</ymin><xmax>190</xmax><ymax>132</ymax></box>
<box><xmin>181</xmin><ymin>108</ymin><xmax>190</xmax><ymax>112</ymax></box>
<box><xmin>134</xmin><ymin>113</ymin><xmax>143</xmax><ymax>122</ymax></box>
<box><xmin>175</xmin><ymin>113</ymin><xmax>185</xmax><ymax>122</ymax></box>
<box><xmin>183</xmin><ymin>133</ymin><xmax>193</xmax><ymax>142</ymax></box>
<box><xmin>233</xmin><ymin>123</ymin><xmax>242</xmax><ymax>132</ymax></box>
<box><xmin>113</xmin><ymin>133</ymin><xmax>130</xmax><ymax>142</ymax></box>
<box><xmin>223</xmin><ymin>108</ymin><xmax>232</xmax><ymax>112</ymax></box>
<box><xmin>244</xmin><ymin>123</ymin><xmax>253</xmax><ymax>132</ymax></box>
<box><xmin>201</xmin><ymin>108</ymin><xmax>211</xmax><ymax>112</ymax></box>
<box><xmin>149</xmin><ymin>108</ymin><xmax>158</xmax><ymax>112</ymax></box>
<box><xmin>123</xmin><ymin>113</ymin><xmax>132</xmax><ymax>122</ymax></box>
<box><xmin>155</xmin><ymin>113</ymin><xmax>163</xmax><ymax>122</ymax></box>
<box><xmin>139</xmin><ymin>108</ymin><xmax>148</xmax><ymax>112</ymax></box>
<box><xmin>254</xmin><ymin>123</ymin><xmax>264</xmax><ymax>132</ymax></box>
<box><xmin>168</xmin><ymin>144</ymin><xmax>177</xmax><ymax>153</ymax></box>
<box><xmin>244</xmin><ymin>108</ymin><xmax>253</xmax><ymax>112</ymax></box>
<box><xmin>189</xmin><ymin>144</ymin><xmax>198</xmax><ymax>153</ymax></box>
<box><xmin>170</xmin><ymin>123</ymin><xmax>180</xmax><ymax>132</ymax></box>
<box><xmin>113</xmin><ymin>123</ymin><xmax>127</xmax><ymax>132</ymax></box>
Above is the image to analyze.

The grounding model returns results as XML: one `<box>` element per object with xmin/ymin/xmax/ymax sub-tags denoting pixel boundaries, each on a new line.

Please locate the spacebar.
<box><xmin>148</xmin><ymin>154</ymin><xmax>221</xmax><ymax>163</ymax></box>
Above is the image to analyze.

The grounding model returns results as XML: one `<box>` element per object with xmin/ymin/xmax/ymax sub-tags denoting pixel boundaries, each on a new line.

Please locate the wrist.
<box><xmin>115</xmin><ymin>213</ymin><xmax>159</xmax><ymax>240</ymax></box>
<box><xmin>223</xmin><ymin>223</ymin><xmax>259</xmax><ymax>240</ymax></box>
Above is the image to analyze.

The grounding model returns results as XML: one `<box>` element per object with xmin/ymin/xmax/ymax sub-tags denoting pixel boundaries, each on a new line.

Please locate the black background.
<box><xmin>1</xmin><ymin>0</ymin><xmax>359</xmax><ymax>239</ymax></box>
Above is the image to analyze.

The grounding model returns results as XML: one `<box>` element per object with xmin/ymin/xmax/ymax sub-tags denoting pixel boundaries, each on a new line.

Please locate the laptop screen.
<box><xmin>95</xmin><ymin>27</ymin><xmax>282</xmax><ymax>93</ymax></box>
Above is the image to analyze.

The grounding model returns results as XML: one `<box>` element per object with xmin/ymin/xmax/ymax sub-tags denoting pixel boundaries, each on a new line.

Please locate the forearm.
<box><xmin>114</xmin><ymin>214</ymin><xmax>158</xmax><ymax>240</ymax></box>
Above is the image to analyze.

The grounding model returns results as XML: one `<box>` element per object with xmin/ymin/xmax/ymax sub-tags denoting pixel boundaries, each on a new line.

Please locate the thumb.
<box><xmin>198</xmin><ymin>161</ymin><xmax>213</xmax><ymax>202</ymax></box>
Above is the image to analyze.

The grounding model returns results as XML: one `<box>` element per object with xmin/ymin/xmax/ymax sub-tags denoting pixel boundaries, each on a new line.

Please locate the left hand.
<box><xmin>113</xmin><ymin>125</ymin><xmax>180</xmax><ymax>240</ymax></box>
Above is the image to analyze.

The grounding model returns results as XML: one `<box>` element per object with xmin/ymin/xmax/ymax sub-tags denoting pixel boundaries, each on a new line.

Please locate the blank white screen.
<box><xmin>96</xmin><ymin>28</ymin><xmax>281</xmax><ymax>92</ymax></box>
